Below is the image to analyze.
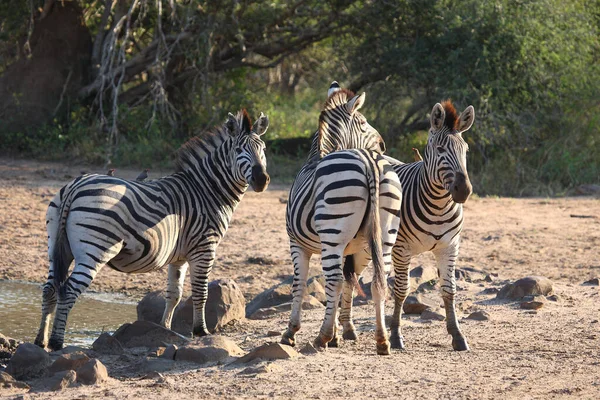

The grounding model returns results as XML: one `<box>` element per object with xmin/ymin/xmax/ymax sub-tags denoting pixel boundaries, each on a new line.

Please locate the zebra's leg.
<box><xmin>188</xmin><ymin>248</ymin><xmax>217</xmax><ymax>337</ymax></box>
<box><xmin>48</xmin><ymin>259</ymin><xmax>107</xmax><ymax>351</ymax></box>
<box><xmin>34</xmin><ymin>279</ymin><xmax>59</xmax><ymax>348</ymax></box>
<box><xmin>435</xmin><ymin>245</ymin><xmax>469</xmax><ymax>351</ymax></box>
<box><xmin>161</xmin><ymin>261</ymin><xmax>189</xmax><ymax>330</ymax></box>
<box><xmin>338</xmin><ymin>251</ymin><xmax>371</xmax><ymax>341</ymax></box>
<box><xmin>390</xmin><ymin>245</ymin><xmax>411</xmax><ymax>350</ymax></box>
<box><xmin>281</xmin><ymin>243</ymin><xmax>310</xmax><ymax>347</ymax></box>
<box><xmin>313</xmin><ymin>247</ymin><xmax>345</xmax><ymax>350</ymax></box>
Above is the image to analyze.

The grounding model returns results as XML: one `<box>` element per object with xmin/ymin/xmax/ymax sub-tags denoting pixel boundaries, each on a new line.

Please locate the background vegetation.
<box><xmin>0</xmin><ymin>0</ymin><xmax>598</xmax><ymax>195</ymax></box>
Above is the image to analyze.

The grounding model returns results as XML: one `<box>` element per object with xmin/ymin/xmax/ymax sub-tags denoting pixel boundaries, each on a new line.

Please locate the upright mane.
<box><xmin>312</xmin><ymin>88</ymin><xmax>356</xmax><ymax>158</ymax></box>
<box><xmin>441</xmin><ymin>100</ymin><xmax>459</xmax><ymax>131</ymax></box>
<box><xmin>175</xmin><ymin>110</ymin><xmax>252</xmax><ymax>172</ymax></box>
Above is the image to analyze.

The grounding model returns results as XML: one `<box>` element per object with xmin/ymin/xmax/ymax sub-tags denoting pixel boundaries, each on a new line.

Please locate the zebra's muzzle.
<box><xmin>250</xmin><ymin>165</ymin><xmax>270</xmax><ymax>192</ymax></box>
<box><xmin>451</xmin><ymin>171</ymin><xmax>472</xmax><ymax>203</ymax></box>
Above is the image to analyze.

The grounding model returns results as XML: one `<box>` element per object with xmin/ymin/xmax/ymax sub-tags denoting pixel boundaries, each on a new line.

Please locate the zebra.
<box><xmin>281</xmin><ymin>82</ymin><xmax>402</xmax><ymax>355</ymax></box>
<box><xmin>337</xmin><ymin>100</ymin><xmax>475</xmax><ymax>351</ymax></box>
<box><xmin>34</xmin><ymin>110</ymin><xmax>270</xmax><ymax>350</ymax></box>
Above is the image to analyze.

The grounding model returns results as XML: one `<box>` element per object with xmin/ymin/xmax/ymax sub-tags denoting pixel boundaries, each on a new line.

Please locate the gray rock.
<box><xmin>403</xmin><ymin>294</ymin><xmax>438</xmax><ymax>315</ymax></box>
<box><xmin>420</xmin><ymin>309</ymin><xmax>446</xmax><ymax>321</ymax></box>
<box><xmin>92</xmin><ymin>333</ymin><xmax>124</xmax><ymax>355</ymax></box>
<box><xmin>49</xmin><ymin>352</ymin><xmax>90</xmax><ymax>374</ymax></box>
<box><xmin>159</xmin><ymin>344</ymin><xmax>178</xmax><ymax>360</ymax></box>
<box><xmin>299</xmin><ymin>342</ymin><xmax>319</xmax><ymax>355</ymax></box>
<box><xmin>45</xmin><ymin>370</ymin><xmax>77</xmax><ymax>391</ymax></box>
<box><xmin>0</xmin><ymin>371</ymin><xmax>30</xmax><ymax>389</ymax></box>
<box><xmin>175</xmin><ymin>336</ymin><xmax>244</xmax><ymax>364</ymax></box>
<box><xmin>267</xmin><ymin>330</ymin><xmax>282</xmax><ymax>337</ymax></box>
<box><xmin>547</xmin><ymin>294</ymin><xmax>560</xmax><ymax>302</ymax></box>
<box><xmin>520</xmin><ymin>300</ymin><xmax>544</xmax><ymax>310</ymax></box>
<box><xmin>137</xmin><ymin>291</ymin><xmax>165</xmax><ymax>324</ymax></box>
<box><xmin>583</xmin><ymin>277</ymin><xmax>599</xmax><ymax>286</ymax></box>
<box><xmin>416</xmin><ymin>279</ymin><xmax>439</xmax><ymax>293</ymax></box>
<box><xmin>307</xmin><ymin>276</ymin><xmax>327</xmax><ymax>304</ymax></box>
<box><xmin>248</xmin><ymin>295</ymin><xmax>324</xmax><ymax>320</ymax></box>
<box><xmin>172</xmin><ymin>279</ymin><xmax>246</xmax><ymax>335</ymax></box>
<box><xmin>481</xmin><ymin>287</ymin><xmax>500</xmax><ymax>295</ymax></box>
<box><xmin>455</xmin><ymin>266</ymin><xmax>490</xmax><ymax>282</ymax></box>
<box><xmin>245</xmin><ymin>280</ymin><xmax>293</xmax><ymax>317</ymax></box>
<box><xmin>496</xmin><ymin>276</ymin><xmax>554</xmax><ymax>300</ymax></box>
<box><xmin>136</xmin><ymin>358</ymin><xmax>176</xmax><ymax>374</ymax></box>
<box><xmin>113</xmin><ymin>321</ymin><xmax>189</xmax><ymax>348</ymax></box>
<box><xmin>236</xmin><ymin>343</ymin><xmax>300</xmax><ymax>364</ymax></box>
<box><xmin>575</xmin><ymin>184</ymin><xmax>600</xmax><ymax>196</ymax></box>
<box><xmin>467</xmin><ymin>310</ymin><xmax>490</xmax><ymax>321</ymax></box>
<box><xmin>238</xmin><ymin>363</ymin><xmax>282</xmax><ymax>375</ymax></box>
<box><xmin>410</xmin><ymin>265</ymin><xmax>438</xmax><ymax>289</ymax></box>
<box><xmin>76</xmin><ymin>359</ymin><xmax>108</xmax><ymax>385</ymax></box>
<box><xmin>50</xmin><ymin>345</ymin><xmax>92</xmax><ymax>356</ymax></box>
<box><xmin>6</xmin><ymin>343</ymin><xmax>51</xmax><ymax>380</ymax></box>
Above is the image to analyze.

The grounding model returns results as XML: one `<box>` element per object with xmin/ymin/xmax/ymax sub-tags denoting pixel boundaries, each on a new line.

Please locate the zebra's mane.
<box><xmin>441</xmin><ymin>100</ymin><xmax>459</xmax><ymax>131</ymax></box>
<box><xmin>175</xmin><ymin>110</ymin><xmax>252</xmax><ymax>172</ymax></box>
<box><xmin>314</xmin><ymin>88</ymin><xmax>356</xmax><ymax>158</ymax></box>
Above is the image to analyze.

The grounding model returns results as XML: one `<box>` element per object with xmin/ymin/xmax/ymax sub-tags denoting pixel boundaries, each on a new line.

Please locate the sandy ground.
<box><xmin>0</xmin><ymin>156</ymin><xmax>599</xmax><ymax>399</ymax></box>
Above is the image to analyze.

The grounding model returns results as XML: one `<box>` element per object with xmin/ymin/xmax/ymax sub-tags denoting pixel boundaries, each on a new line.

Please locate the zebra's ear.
<box><xmin>430</xmin><ymin>103</ymin><xmax>445</xmax><ymax>131</ymax></box>
<box><xmin>328</xmin><ymin>81</ymin><xmax>341</xmax><ymax>97</ymax></box>
<box><xmin>346</xmin><ymin>92</ymin><xmax>366</xmax><ymax>115</ymax></box>
<box><xmin>252</xmin><ymin>112</ymin><xmax>269</xmax><ymax>136</ymax></box>
<box><xmin>457</xmin><ymin>105</ymin><xmax>475</xmax><ymax>134</ymax></box>
<box><xmin>226</xmin><ymin>112</ymin><xmax>239</xmax><ymax>135</ymax></box>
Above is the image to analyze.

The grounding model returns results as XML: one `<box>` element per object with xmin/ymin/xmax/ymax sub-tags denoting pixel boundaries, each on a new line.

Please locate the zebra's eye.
<box><xmin>436</xmin><ymin>146</ymin><xmax>446</xmax><ymax>154</ymax></box>
<box><xmin>235</xmin><ymin>148</ymin><xmax>243</xmax><ymax>154</ymax></box>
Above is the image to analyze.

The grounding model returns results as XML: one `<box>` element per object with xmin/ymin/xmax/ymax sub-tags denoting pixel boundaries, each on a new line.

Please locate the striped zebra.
<box><xmin>281</xmin><ymin>83</ymin><xmax>402</xmax><ymax>354</ymax></box>
<box><xmin>338</xmin><ymin>101</ymin><xmax>475</xmax><ymax>351</ymax></box>
<box><xmin>34</xmin><ymin>110</ymin><xmax>270</xmax><ymax>350</ymax></box>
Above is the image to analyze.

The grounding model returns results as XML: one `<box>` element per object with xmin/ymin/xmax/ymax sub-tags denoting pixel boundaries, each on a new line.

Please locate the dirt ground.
<box><xmin>1</xmin><ymin>156</ymin><xmax>599</xmax><ymax>399</ymax></box>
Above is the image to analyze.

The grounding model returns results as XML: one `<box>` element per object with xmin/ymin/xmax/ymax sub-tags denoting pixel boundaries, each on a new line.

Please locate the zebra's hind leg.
<box><xmin>338</xmin><ymin>251</ymin><xmax>371</xmax><ymax>341</ymax></box>
<box><xmin>390</xmin><ymin>245</ymin><xmax>411</xmax><ymax>350</ymax></box>
<box><xmin>48</xmin><ymin>259</ymin><xmax>107</xmax><ymax>351</ymax></box>
<box><xmin>34</xmin><ymin>280</ymin><xmax>59</xmax><ymax>348</ymax></box>
<box><xmin>313</xmin><ymin>248</ymin><xmax>345</xmax><ymax>350</ymax></box>
<box><xmin>161</xmin><ymin>261</ymin><xmax>189</xmax><ymax>330</ymax></box>
<box><xmin>281</xmin><ymin>243</ymin><xmax>310</xmax><ymax>347</ymax></box>
<box><xmin>435</xmin><ymin>245</ymin><xmax>469</xmax><ymax>351</ymax></box>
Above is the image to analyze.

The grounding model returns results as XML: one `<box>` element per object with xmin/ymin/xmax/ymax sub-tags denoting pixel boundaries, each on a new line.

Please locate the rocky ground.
<box><xmin>1</xmin><ymin>157</ymin><xmax>600</xmax><ymax>399</ymax></box>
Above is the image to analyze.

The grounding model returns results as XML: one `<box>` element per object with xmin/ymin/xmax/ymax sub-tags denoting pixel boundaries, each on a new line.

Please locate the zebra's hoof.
<box><xmin>313</xmin><ymin>336</ymin><xmax>328</xmax><ymax>351</ymax></box>
<box><xmin>376</xmin><ymin>341</ymin><xmax>391</xmax><ymax>355</ymax></box>
<box><xmin>390</xmin><ymin>334</ymin><xmax>405</xmax><ymax>350</ymax></box>
<box><xmin>342</xmin><ymin>330</ymin><xmax>358</xmax><ymax>341</ymax></box>
<box><xmin>452</xmin><ymin>336</ymin><xmax>469</xmax><ymax>351</ymax></box>
<box><xmin>48</xmin><ymin>337</ymin><xmax>63</xmax><ymax>352</ymax></box>
<box><xmin>328</xmin><ymin>335</ymin><xmax>341</xmax><ymax>348</ymax></box>
<box><xmin>193</xmin><ymin>327</ymin><xmax>210</xmax><ymax>337</ymax></box>
<box><xmin>280</xmin><ymin>336</ymin><xmax>295</xmax><ymax>347</ymax></box>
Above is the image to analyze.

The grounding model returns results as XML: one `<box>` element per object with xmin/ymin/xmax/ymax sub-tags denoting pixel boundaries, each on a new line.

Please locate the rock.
<box><xmin>575</xmin><ymin>184</ymin><xmax>600</xmax><ymax>196</ymax></box>
<box><xmin>238</xmin><ymin>363</ymin><xmax>282</xmax><ymax>375</ymax></box>
<box><xmin>236</xmin><ymin>343</ymin><xmax>300</xmax><ymax>364</ymax></box>
<box><xmin>416</xmin><ymin>279</ymin><xmax>439</xmax><ymax>293</ymax></box>
<box><xmin>141</xmin><ymin>371</ymin><xmax>164</xmax><ymax>380</ymax></box>
<box><xmin>0</xmin><ymin>371</ymin><xmax>30</xmax><ymax>390</ymax></box>
<box><xmin>547</xmin><ymin>294</ymin><xmax>560</xmax><ymax>302</ymax></box>
<box><xmin>420</xmin><ymin>309</ymin><xmax>446</xmax><ymax>321</ymax></box>
<box><xmin>246</xmin><ymin>280</ymin><xmax>293</xmax><ymax>318</ymax></box>
<box><xmin>172</xmin><ymin>279</ymin><xmax>246</xmax><ymax>335</ymax></box>
<box><xmin>92</xmin><ymin>333</ymin><xmax>124</xmax><ymax>355</ymax></box>
<box><xmin>6</xmin><ymin>343</ymin><xmax>51</xmax><ymax>380</ymax></box>
<box><xmin>496</xmin><ymin>276</ymin><xmax>554</xmax><ymax>300</ymax></box>
<box><xmin>520</xmin><ymin>301</ymin><xmax>544</xmax><ymax>310</ymax></box>
<box><xmin>248</xmin><ymin>296</ymin><xmax>324</xmax><ymax>320</ymax></box>
<box><xmin>455</xmin><ymin>266</ymin><xmax>490</xmax><ymax>282</ymax></box>
<box><xmin>49</xmin><ymin>351</ymin><xmax>90</xmax><ymax>374</ymax></box>
<box><xmin>467</xmin><ymin>310</ymin><xmax>490</xmax><ymax>321</ymax></box>
<box><xmin>136</xmin><ymin>358</ymin><xmax>175</xmax><ymax>374</ymax></box>
<box><xmin>160</xmin><ymin>344</ymin><xmax>178</xmax><ymax>360</ymax></box>
<box><xmin>175</xmin><ymin>336</ymin><xmax>244</xmax><ymax>364</ymax></box>
<box><xmin>403</xmin><ymin>294</ymin><xmax>438</xmax><ymax>315</ymax></box>
<box><xmin>76</xmin><ymin>359</ymin><xmax>108</xmax><ymax>385</ymax></box>
<box><xmin>299</xmin><ymin>342</ymin><xmax>319</xmax><ymax>355</ymax></box>
<box><xmin>267</xmin><ymin>330</ymin><xmax>282</xmax><ymax>337</ymax></box>
<box><xmin>137</xmin><ymin>290</ymin><xmax>165</xmax><ymax>324</ymax></box>
<box><xmin>583</xmin><ymin>277</ymin><xmax>599</xmax><ymax>286</ymax></box>
<box><xmin>50</xmin><ymin>345</ymin><xmax>92</xmax><ymax>356</ymax></box>
<box><xmin>410</xmin><ymin>265</ymin><xmax>438</xmax><ymax>289</ymax></box>
<box><xmin>112</xmin><ymin>321</ymin><xmax>189</xmax><ymax>348</ymax></box>
<box><xmin>481</xmin><ymin>287</ymin><xmax>500</xmax><ymax>295</ymax></box>
<box><xmin>306</xmin><ymin>276</ymin><xmax>327</xmax><ymax>304</ymax></box>
<box><xmin>457</xmin><ymin>300</ymin><xmax>474</xmax><ymax>313</ymax></box>
<box><xmin>45</xmin><ymin>370</ymin><xmax>77</xmax><ymax>391</ymax></box>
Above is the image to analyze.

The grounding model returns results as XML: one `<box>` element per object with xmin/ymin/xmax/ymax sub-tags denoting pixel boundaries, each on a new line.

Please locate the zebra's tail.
<box><xmin>366</xmin><ymin>154</ymin><xmax>386</xmax><ymax>293</ymax></box>
<box><xmin>49</xmin><ymin>185</ymin><xmax>75</xmax><ymax>295</ymax></box>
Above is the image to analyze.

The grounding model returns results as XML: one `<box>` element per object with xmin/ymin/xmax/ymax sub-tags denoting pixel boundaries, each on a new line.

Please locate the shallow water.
<box><xmin>0</xmin><ymin>281</ymin><xmax>137</xmax><ymax>346</ymax></box>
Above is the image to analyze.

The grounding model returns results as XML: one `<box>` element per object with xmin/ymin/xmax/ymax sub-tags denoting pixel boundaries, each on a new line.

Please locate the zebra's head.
<box><xmin>317</xmin><ymin>81</ymin><xmax>386</xmax><ymax>157</ymax></box>
<box><xmin>226</xmin><ymin>110</ymin><xmax>270</xmax><ymax>193</ymax></box>
<box><xmin>425</xmin><ymin>101</ymin><xmax>475</xmax><ymax>203</ymax></box>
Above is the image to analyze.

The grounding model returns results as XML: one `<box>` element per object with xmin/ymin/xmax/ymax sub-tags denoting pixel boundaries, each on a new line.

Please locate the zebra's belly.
<box><xmin>108</xmin><ymin>243</ymin><xmax>176</xmax><ymax>273</ymax></box>
<box><xmin>398</xmin><ymin>226</ymin><xmax>461</xmax><ymax>255</ymax></box>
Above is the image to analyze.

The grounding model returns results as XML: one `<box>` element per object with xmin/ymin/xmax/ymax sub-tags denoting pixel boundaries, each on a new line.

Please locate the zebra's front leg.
<box><xmin>313</xmin><ymin>248</ymin><xmax>344</xmax><ymax>350</ymax></box>
<box><xmin>188</xmin><ymin>249</ymin><xmax>216</xmax><ymax>337</ymax></box>
<box><xmin>34</xmin><ymin>280</ymin><xmax>58</xmax><ymax>348</ymax></box>
<box><xmin>161</xmin><ymin>261</ymin><xmax>189</xmax><ymax>330</ymax></box>
<box><xmin>281</xmin><ymin>243</ymin><xmax>310</xmax><ymax>347</ymax></box>
<box><xmin>390</xmin><ymin>245</ymin><xmax>411</xmax><ymax>350</ymax></box>
<box><xmin>435</xmin><ymin>245</ymin><xmax>469</xmax><ymax>351</ymax></box>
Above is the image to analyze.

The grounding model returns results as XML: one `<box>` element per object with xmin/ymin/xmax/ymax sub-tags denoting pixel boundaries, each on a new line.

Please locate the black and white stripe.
<box><xmin>281</xmin><ymin>83</ymin><xmax>402</xmax><ymax>354</ymax></box>
<box><xmin>339</xmin><ymin>101</ymin><xmax>476</xmax><ymax>351</ymax></box>
<box><xmin>35</xmin><ymin>110</ymin><xmax>270</xmax><ymax>350</ymax></box>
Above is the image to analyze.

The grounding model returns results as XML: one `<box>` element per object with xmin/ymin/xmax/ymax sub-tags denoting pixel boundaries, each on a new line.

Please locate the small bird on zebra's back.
<box><xmin>136</xmin><ymin>169</ymin><xmax>149</xmax><ymax>181</ymax></box>
<box><xmin>412</xmin><ymin>147</ymin><xmax>423</xmax><ymax>162</ymax></box>
<box><xmin>34</xmin><ymin>110</ymin><xmax>271</xmax><ymax>351</ymax></box>
<box><xmin>107</xmin><ymin>168</ymin><xmax>116</xmax><ymax>176</ymax></box>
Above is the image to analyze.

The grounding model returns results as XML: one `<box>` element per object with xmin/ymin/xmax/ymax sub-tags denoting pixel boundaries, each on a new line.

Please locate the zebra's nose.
<box><xmin>452</xmin><ymin>171</ymin><xmax>472</xmax><ymax>203</ymax></box>
<box><xmin>251</xmin><ymin>165</ymin><xmax>270</xmax><ymax>192</ymax></box>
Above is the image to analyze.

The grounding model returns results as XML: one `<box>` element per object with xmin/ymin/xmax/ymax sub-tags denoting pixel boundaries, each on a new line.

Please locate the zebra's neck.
<box><xmin>417</xmin><ymin>163</ymin><xmax>455</xmax><ymax>212</ymax></box>
<box><xmin>307</xmin><ymin>129</ymin><xmax>346</xmax><ymax>160</ymax></box>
